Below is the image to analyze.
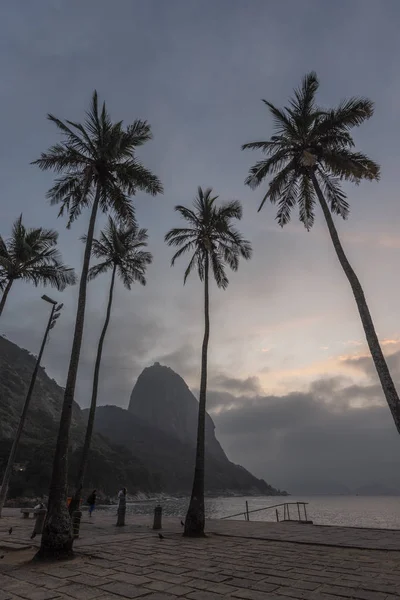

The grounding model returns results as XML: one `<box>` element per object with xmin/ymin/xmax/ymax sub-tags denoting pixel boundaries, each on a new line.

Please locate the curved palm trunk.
<box><xmin>311</xmin><ymin>173</ymin><xmax>400</xmax><ymax>433</ymax></box>
<box><xmin>0</xmin><ymin>280</ymin><xmax>13</xmax><ymax>317</ymax></box>
<box><xmin>69</xmin><ymin>264</ymin><xmax>116</xmax><ymax>515</ymax></box>
<box><xmin>184</xmin><ymin>254</ymin><xmax>209</xmax><ymax>537</ymax></box>
<box><xmin>37</xmin><ymin>186</ymin><xmax>101</xmax><ymax>559</ymax></box>
<box><xmin>0</xmin><ymin>304</ymin><xmax>55</xmax><ymax>517</ymax></box>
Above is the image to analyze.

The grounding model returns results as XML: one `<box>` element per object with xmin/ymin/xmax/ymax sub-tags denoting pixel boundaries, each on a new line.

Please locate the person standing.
<box><xmin>87</xmin><ymin>489</ymin><xmax>97</xmax><ymax>517</ymax></box>
<box><xmin>116</xmin><ymin>487</ymin><xmax>127</xmax><ymax>526</ymax></box>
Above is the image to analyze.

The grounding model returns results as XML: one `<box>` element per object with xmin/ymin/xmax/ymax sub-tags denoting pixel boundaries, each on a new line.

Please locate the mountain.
<box><xmin>0</xmin><ymin>335</ymin><xmax>156</xmax><ymax>499</ymax></box>
<box><xmin>0</xmin><ymin>336</ymin><xmax>284</xmax><ymax>499</ymax></box>
<box><xmin>92</xmin><ymin>362</ymin><xmax>285</xmax><ymax>496</ymax></box>
<box><xmin>129</xmin><ymin>362</ymin><xmax>227</xmax><ymax>461</ymax></box>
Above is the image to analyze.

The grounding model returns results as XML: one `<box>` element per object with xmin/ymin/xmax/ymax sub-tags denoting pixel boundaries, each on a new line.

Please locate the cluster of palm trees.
<box><xmin>0</xmin><ymin>72</ymin><xmax>399</xmax><ymax>555</ymax></box>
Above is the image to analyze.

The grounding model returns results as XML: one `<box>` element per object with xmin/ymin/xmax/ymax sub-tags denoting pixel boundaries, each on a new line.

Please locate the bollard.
<box><xmin>72</xmin><ymin>510</ymin><xmax>82</xmax><ymax>539</ymax></box>
<box><xmin>32</xmin><ymin>508</ymin><xmax>46</xmax><ymax>536</ymax></box>
<box><xmin>116</xmin><ymin>494</ymin><xmax>126</xmax><ymax>527</ymax></box>
<box><xmin>153</xmin><ymin>505</ymin><xmax>162</xmax><ymax>530</ymax></box>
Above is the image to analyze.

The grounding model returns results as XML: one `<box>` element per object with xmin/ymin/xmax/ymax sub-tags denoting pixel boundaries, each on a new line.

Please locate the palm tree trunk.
<box><xmin>184</xmin><ymin>253</ymin><xmax>209</xmax><ymax>537</ymax></box>
<box><xmin>69</xmin><ymin>264</ymin><xmax>117</xmax><ymax>515</ymax></box>
<box><xmin>37</xmin><ymin>186</ymin><xmax>101</xmax><ymax>559</ymax></box>
<box><xmin>0</xmin><ymin>279</ymin><xmax>13</xmax><ymax>317</ymax></box>
<box><xmin>311</xmin><ymin>173</ymin><xmax>400</xmax><ymax>433</ymax></box>
<box><xmin>0</xmin><ymin>303</ymin><xmax>55</xmax><ymax>517</ymax></box>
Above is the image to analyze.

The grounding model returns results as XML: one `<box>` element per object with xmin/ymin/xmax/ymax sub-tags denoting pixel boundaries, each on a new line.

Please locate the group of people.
<box><xmin>86</xmin><ymin>487</ymin><xmax>127</xmax><ymax>517</ymax></box>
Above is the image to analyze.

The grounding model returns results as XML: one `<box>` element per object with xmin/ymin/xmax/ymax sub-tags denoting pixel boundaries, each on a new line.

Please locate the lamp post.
<box><xmin>0</xmin><ymin>296</ymin><xmax>63</xmax><ymax>517</ymax></box>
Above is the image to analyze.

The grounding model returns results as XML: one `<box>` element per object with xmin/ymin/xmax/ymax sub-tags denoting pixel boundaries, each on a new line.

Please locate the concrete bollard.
<box><xmin>153</xmin><ymin>504</ymin><xmax>162</xmax><ymax>530</ymax></box>
<box><xmin>116</xmin><ymin>494</ymin><xmax>126</xmax><ymax>527</ymax></box>
<box><xmin>32</xmin><ymin>508</ymin><xmax>46</xmax><ymax>536</ymax></box>
<box><xmin>72</xmin><ymin>510</ymin><xmax>82</xmax><ymax>539</ymax></box>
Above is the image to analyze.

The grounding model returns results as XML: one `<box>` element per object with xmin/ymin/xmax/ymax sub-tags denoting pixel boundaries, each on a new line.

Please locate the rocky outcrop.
<box><xmin>128</xmin><ymin>362</ymin><xmax>227</xmax><ymax>462</ymax></box>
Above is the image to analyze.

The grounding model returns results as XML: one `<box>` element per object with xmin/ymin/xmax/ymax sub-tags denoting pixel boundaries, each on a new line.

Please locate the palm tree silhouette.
<box><xmin>33</xmin><ymin>91</ymin><xmax>162</xmax><ymax>557</ymax></box>
<box><xmin>242</xmin><ymin>72</ymin><xmax>400</xmax><ymax>434</ymax></box>
<box><xmin>165</xmin><ymin>187</ymin><xmax>252</xmax><ymax>536</ymax></box>
<box><xmin>0</xmin><ymin>214</ymin><xmax>76</xmax><ymax>316</ymax></box>
<box><xmin>69</xmin><ymin>216</ymin><xmax>152</xmax><ymax>514</ymax></box>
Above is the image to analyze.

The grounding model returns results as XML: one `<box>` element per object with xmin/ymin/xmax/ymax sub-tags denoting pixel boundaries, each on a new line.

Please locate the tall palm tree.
<box><xmin>69</xmin><ymin>217</ymin><xmax>152</xmax><ymax>514</ymax></box>
<box><xmin>242</xmin><ymin>72</ymin><xmax>400</xmax><ymax>434</ymax></box>
<box><xmin>165</xmin><ymin>187</ymin><xmax>252</xmax><ymax>536</ymax></box>
<box><xmin>33</xmin><ymin>91</ymin><xmax>162</xmax><ymax>558</ymax></box>
<box><xmin>0</xmin><ymin>214</ymin><xmax>76</xmax><ymax>316</ymax></box>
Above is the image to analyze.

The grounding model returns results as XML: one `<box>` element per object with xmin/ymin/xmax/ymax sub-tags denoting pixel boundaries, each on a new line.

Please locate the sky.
<box><xmin>1</xmin><ymin>0</ymin><xmax>400</xmax><ymax>492</ymax></box>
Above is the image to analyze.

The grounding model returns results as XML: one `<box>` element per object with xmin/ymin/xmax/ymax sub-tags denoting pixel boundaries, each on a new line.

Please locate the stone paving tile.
<box><xmin>14</xmin><ymin>589</ymin><xmax>61</xmax><ymax>600</ymax></box>
<box><xmin>231</xmin><ymin>591</ymin><xmax>281</xmax><ymax>600</ymax></box>
<box><xmin>165</xmin><ymin>586</ymin><xmax>195</xmax><ymax>597</ymax></box>
<box><xmin>100</xmin><ymin>581</ymin><xmax>152</xmax><ymax>598</ymax></box>
<box><xmin>144</xmin><ymin>580</ymin><xmax>175</xmax><ymax>592</ymax></box>
<box><xmin>107</xmin><ymin>572</ymin><xmax>152</xmax><ymax>586</ymax></box>
<box><xmin>53</xmin><ymin>582</ymin><xmax>101</xmax><ymax>599</ymax></box>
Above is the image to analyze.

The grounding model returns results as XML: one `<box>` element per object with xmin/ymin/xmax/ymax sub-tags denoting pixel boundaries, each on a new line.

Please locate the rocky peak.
<box><xmin>128</xmin><ymin>362</ymin><xmax>227</xmax><ymax>462</ymax></box>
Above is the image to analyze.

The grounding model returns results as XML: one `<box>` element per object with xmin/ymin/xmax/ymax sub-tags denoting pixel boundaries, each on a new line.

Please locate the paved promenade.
<box><xmin>1</xmin><ymin>510</ymin><xmax>400</xmax><ymax>599</ymax></box>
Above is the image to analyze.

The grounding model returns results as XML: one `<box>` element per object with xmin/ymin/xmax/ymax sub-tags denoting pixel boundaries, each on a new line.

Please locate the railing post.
<box><xmin>297</xmin><ymin>502</ymin><xmax>301</xmax><ymax>522</ymax></box>
<box><xmin>276</xmin><ymin>509</ymin><xmax>279</xmax><ymax>522</ymax></box>
<box><xmin>287</xmin><ymin>504</ymin><xmax>291</xmax><ymax>521</ymax></box>
<box><xmin>245</xmin><ymin>501</ymin><xmax>249</xmax><ymax>522</ymax></box>
<box><xmin>304</xmin><ymin>504</ymin><xmax>308</xmax><ymax>522</ymax></box>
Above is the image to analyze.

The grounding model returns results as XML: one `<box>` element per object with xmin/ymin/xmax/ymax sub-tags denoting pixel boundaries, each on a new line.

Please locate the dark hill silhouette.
<box><xmin>0</xmin><ymin>336</ymin><xmax>284</xmax><ymax>497</ymax></box>
<box><xmin>93</xmin><ymin>362</ymin><xmax>284</xmax><ymax>495</ymax></box>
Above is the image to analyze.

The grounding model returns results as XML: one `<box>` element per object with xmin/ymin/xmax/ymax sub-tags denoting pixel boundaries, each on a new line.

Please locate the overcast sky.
<box><xmin>1</xmin><ymin>0</ymin><xmax>400</xmax><ymax>492</ymax></box>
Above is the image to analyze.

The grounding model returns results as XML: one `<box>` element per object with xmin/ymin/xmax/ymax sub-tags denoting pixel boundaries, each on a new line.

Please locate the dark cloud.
<box><xmin>211</xmin><ymin>378</ymin><xmax>400</xmax><ymax>493</ymax></box>
<box><xmin>341</xmin><ymin>350</ymin><xmax>400</xmax><ymax>382</ymax></box>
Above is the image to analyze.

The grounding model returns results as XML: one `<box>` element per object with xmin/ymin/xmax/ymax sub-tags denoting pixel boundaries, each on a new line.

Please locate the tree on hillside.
<box><xmin>242</xmin><ymin>72</ymin><xmax>400</xmax><ymax>433</ymax></box>
<box><xmin>165</xmin><ymin>187</ymin><xmax>252</xmax><ymax>536</ymax></box>
<box><xmin>0</xmin><ymin>214</ymin><xmax>75</xmax><ymax>317</ymax></box>
<box><xmin>33</xmin><ymin>91</ymin><xmax>162</xmax><ymax>558</ymax></box>
<box><xmin>69</xmin><ymin>216</ymin><xmax>152</xmax><ymax>514</ymax></box>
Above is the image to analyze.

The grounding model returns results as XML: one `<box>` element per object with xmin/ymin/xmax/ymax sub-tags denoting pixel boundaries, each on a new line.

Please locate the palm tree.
<box><xmin>165</xmin><ymin>187</ymin><xmax>252</xmax><ymax>536</ymax></box>
<box><xmin>69</xmin><ymin>217</ymin><xmax>152</xmax><ymax>514</ymax></box>
<box><xmin>242</xmin><ymin>72</ymin><xmax>400</xmax><ymax>434</ymax></box>
<box><xmin>33</xmin><ymin>91</ymin><xmax>162</xmax><ymax>558</ymax></box>
<box><xmin>0</xmin><ymin>214</ymin><xmax>76</xmax><ymax>316</ymax></box>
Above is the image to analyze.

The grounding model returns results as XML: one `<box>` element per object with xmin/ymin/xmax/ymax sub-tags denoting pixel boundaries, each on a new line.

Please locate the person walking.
<box><xmin>87</xmin><ymin>489</ymin><xmax>97</xmax><ymax>517</ymax></box>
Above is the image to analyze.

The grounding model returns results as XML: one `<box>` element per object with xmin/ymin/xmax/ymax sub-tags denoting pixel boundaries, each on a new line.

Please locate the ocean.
<box><xmin>104</xmin><ymin>495</ymin><xmax>400</xmax><ymax>529</ymax></box>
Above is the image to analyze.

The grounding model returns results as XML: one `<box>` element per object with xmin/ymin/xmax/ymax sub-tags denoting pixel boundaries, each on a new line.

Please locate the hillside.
<box><xmin>93</xmin><ymin>362</ymin><xmax>285</xmax><ymax>495</ymax></box>
<box><xmin>0</xmin><ymin>336</ymin><xmax>285</xmax><ymax>498</ymax></box>
<box><xmin>0</xmin><ymin>335</ymin><xmax>156</xmax><ymax>499</ymax></box>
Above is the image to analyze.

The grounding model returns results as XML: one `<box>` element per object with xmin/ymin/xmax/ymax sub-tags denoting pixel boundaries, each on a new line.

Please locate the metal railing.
<box><xmin>221</xmin><ymin>501</ymin><xmax>309</xmax><ymax>523</ymax></box>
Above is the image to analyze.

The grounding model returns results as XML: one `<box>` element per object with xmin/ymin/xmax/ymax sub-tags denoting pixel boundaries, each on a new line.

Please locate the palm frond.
<box><xmin>88</xmin><ymin>216</ymin><xmax>151</xmax><ymax>289</ymax></box>
<box><xmin>166</xmin><ymin>186</ymin><xmax>251</xmax><ymax>288</ymax></box>
<box><xmin>242</xmin><ymin>72</ymin><xmax>378</xmax><ymax>230</ymax></box>
<box><xmin>322</xmin><ymin>149</ymin><xmax>380</xmax><ymax>183</ymax></box>
<box><xmin>298</xmin><ymin>174</ymin><xmax>316</xmax><ymax>230</ymax></box>
<box><xmin>275</xmin><ymin>172</ymin><xmax>300</xmax><ymax>227</ymax></box>
<box><xmin>88</xmin><ymin>260</ymin><xmax>113</xmax><ymax>281</ymax></box>
<box><xmin>316</xmin><ymin>169</ymin><xmax>349</xmax><ymax>219</ymax></box>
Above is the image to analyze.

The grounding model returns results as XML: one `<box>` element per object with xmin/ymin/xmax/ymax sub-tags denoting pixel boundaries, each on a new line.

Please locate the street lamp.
<box><xmin>0</xmin><ymin>296</ymin><xmax>64</xmax><ymax>516</ymax></box>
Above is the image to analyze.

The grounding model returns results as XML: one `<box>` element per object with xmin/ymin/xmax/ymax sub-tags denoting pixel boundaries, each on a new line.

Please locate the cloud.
<box><xmin>211</xmin><ymin>376</ymin><xmax>400</xmax><ymax>492</ymax></box>
<box><xmin>208</xmin><ymin>373</ymin><xmax>262</xmax><ymax>395</ymax></box>
<box><xmin>341</xmin><ymin>349</ymin><xmax>400</xmax><ymax>381</ymax></box>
